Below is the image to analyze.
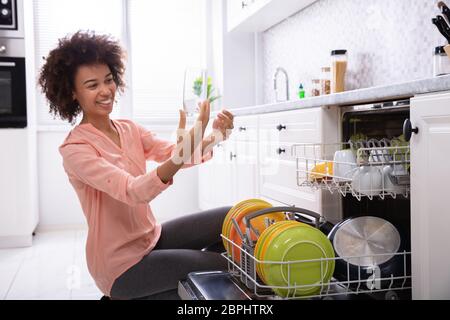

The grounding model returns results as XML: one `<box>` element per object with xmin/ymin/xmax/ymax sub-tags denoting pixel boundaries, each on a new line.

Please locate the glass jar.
<box><xmin>320</xmin><ymin>67</ymin><xmax>331</xmax><ymax>95</ymax></box>
<box><xmin>311</xmin><ymin>79</ymin><xmax>321</xmax><ymax>97</ymax></box>
<box><xmin>433</xmin><ymin>46</ymin><xmax>450</xmax><ymax>76</ymax></box>
<box><xmin>331</xmin><ymin>49</ymin><xmax>348</xmax><ymax>93</ymax></box>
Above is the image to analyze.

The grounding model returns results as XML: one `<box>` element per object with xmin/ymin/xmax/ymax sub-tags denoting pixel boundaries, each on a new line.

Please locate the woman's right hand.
<box><xmin>157</xmin><ymin>101</ymin><xmax>210</xmax><ymax>183</ymax></box>
<box><xmin>174</xmin><ymin>100</ymin><xmax>210</xmax><ymax>164</ymax></box>
<box><xmin>196</xmin><ymin>99</ymin><xmax>211</xmax><ymax>135</ymax></box>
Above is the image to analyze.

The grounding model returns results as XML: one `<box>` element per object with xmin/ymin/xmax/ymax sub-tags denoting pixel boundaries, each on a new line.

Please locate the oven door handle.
<box><xmin>0</xmin><ymin>62</ymin><xmax>16</xmax><ymax>68</ymax></box>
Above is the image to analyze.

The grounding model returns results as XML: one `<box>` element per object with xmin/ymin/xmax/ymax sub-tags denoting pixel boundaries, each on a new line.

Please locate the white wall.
<box><xmin>207</xmin><ymin>0</ymin><xmax>257</xmax><ymax>110</ymax></box>
<box><xmin>262</xmin><ymin>0</ymin><xmax>443</xmax><ymax>103</ymax></box>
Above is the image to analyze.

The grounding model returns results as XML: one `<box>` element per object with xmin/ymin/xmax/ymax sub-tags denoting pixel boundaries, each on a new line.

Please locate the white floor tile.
<box><xmin>6</xmin><ymin>255</ymin><xmax>73</xmax><ymax>300</ymax></box>
<box><xmin>0</xmin><ymin>260</ymin><xmax>22</xmax><ymax>300</ymax></box>
<box><xmin>3</xmin><ymin>230</ymin><xmax>77</xmax><ymax>300</ymax></box>
<box><xmin>24</xmin><ymin>230</ymin><xmax>77</xmax><ymax>261</ymax></box>
<box><xmin>0</xmin><ymin>247</ymin><xmax>29</xmax><ymax>264</ymax></box>
<box><xmin>71</xmin><ymin>283</ymin><xmax>102</xmax><ymax>300</ymax></box>
<box><xmin>1</xmin><ymin>229</ymin><xmax>105</xmax><ymax>300</ymax></box>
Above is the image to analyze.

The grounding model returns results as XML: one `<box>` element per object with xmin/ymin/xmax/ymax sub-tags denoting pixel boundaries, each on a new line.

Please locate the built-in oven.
<box><xmin>0</xmin><ymin>37</ymin><xmax>26</xmax><ymax>128</ymax></box>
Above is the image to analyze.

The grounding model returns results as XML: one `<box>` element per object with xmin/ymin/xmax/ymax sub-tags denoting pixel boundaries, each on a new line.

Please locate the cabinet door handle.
<box><xmin>230</xmin><ymin>152</ymin><xmax>237</xmax><ymax>161</ymax></box>
<box><xmin>403</xmin><ymin>119</ymin><xmax>419</xmax><ymax>142</ymax></box>
<box><xmin>241</xmin><ymin>1</ymin><xmax>248</xmax><ymax>9</ymax></box>
<box><xmin>277</xmin><ymin>124</ymin><xmax>287</xmax><ymax>131</ymax></box>
<box><xmin>239</xmin><ymin>126</ymin><xmax>247</xmax><ymax>132</ymax></box>
<box><xmin>277</xmin><ymin>148</ymin><xmax>286</xmax><ymax>155</ymax></box>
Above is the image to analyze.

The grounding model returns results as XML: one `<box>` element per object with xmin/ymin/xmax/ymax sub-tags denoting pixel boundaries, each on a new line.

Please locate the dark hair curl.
<box><xmin>38</xmin><ymin>30</ymin><xmax>126</xmax><ymax>124</ymax></box>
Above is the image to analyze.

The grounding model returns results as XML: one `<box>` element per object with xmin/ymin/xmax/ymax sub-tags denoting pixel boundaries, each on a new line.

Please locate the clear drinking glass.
<box><xmin>183</xmin><ymin>68</ymin><xmax>207</xmax><ymax>116</ymax></box>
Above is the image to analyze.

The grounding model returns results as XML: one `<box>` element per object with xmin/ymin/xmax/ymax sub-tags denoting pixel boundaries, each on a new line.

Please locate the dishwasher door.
<box><xmin>178</xmin><ymin>271</ymin><xmax>252</xmax><ymax>300</ymax></box>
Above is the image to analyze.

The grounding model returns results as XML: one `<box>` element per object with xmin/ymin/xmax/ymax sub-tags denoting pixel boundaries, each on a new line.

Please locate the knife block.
<box><xmin>445</xmin><ymin>45</ymin><xmax>450</xmax><ymax>59</ymax></box>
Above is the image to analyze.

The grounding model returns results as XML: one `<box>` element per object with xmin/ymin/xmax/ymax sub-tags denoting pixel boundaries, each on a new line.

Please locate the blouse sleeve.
<box><xmin>60</xmin><ymin>143</ymin><xmax>172</xmax><ymax>207</ymax></box>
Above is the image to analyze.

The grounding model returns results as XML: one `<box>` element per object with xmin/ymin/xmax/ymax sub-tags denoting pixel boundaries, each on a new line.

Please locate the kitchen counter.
<box><xmin>228</xmin><ymin>75</ymin><xmax>450</xmax><ymax>117</ymax></box>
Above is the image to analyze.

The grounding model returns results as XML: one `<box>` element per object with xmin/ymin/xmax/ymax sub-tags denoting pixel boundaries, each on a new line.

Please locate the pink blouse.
<box><xmin>59</xmin><ymin>119</ymin><xmax>212</xmax><ymax>296</ymax></box>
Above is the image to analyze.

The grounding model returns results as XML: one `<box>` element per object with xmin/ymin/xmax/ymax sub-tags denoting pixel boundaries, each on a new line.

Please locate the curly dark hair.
<box><xmin>38</xmin><ymin>30</ymin><xmax>126</xmax><ymax>124</ymax></box>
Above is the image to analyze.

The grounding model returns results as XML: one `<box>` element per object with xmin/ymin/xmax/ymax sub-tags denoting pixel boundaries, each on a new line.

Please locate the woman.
<box><xmin>38</xmin><ymin>31</ymin><xmax>235</xmax><ymax>300</ymax></box>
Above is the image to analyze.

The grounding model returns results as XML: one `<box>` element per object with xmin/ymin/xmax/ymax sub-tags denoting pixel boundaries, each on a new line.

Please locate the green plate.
<box><xmin>255</xmin><ymin>221</ymin><xmax>300</xmax><ymax>282</ymax></box>
<box><xmin>263</xmin><ymin>225</ymin><xmax>335</xmax><ymax>297</ymax></box>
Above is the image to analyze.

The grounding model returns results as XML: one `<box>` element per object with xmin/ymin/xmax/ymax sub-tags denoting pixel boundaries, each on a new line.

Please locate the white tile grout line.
<box><xmin>3</xmin><ymin>244</ymin><xmax>31</xmax><ymax>300</ymax></box>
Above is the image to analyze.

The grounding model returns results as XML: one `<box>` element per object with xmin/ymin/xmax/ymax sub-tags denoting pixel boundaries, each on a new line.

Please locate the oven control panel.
<box><xmin>0</xmin><ymin>0</ymin><xmax>15</xmax><ymax>29</ymax></box>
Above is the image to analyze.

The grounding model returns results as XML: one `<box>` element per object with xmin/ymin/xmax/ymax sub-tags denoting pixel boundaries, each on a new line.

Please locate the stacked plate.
<box><xmin>222</xmin><ymin>199</ymin><xmax>285</xmax><ymax>263</ymax></box>
<box><xmin>254</xmin><ymin>220</ymin><xmax>335</xmax><ymax>297</ymax></box>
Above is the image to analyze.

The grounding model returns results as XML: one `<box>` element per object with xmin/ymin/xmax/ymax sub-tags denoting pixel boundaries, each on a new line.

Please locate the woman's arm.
<box><xmin>60</xmin><ymin>143</ymin><xmax>172</xmax><ymax>207</ymax></box>
<box><xmin>156</xmin><ymin>101</ymin><xmax>211</xmax><ymax>183</ymax></box>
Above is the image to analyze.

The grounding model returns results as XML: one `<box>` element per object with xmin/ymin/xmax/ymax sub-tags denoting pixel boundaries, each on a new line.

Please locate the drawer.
<box><xmin>258</xmin><ymin>140</ymin><xmax>339</xmax><ymax>216</ymax></box>
<box><xmin>259</xmin><ymin>108</ymin><xmax>323</xmax><ymax>143</ymax></box>
<box><xmin>232</xmin><ymin>115</ymin><xmax>258</xmax><ymax>142</ymax></box>
<box><xmin>259</xmin><ymin>141</ymin><xmax>296</xmax><ymax>162</ymax></box>
<box><xmin>258</xmin><ymin>155</ymin><xmax>322</xmax><ymax>214</ymax></box>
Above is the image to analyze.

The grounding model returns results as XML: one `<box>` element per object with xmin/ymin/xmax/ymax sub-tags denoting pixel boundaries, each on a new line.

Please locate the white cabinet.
<box><xmin>0</xmin><ymin>129</ymin><xmax>38</xmax><ymax>248</ymax></box>
<box><xmin>198</xmin><ymin>115</ymin><xmax>259</xmax><ymax>210</ymax></box>
<box><xmin>258</xmin><ymin>107</ymin><xmax>340</xmax><ymax>216</ymax></box>
<box><xmin>233</xmin><ymin>140</ymin><xmax>258</xmax><ymax>202</ymax></box>
<box><xmin>231</xmin><ymin>115</ymin><xmax>259</xmax><ymax>203</ymax></box>
<box><xmin>410</xmin><ymin>91</ymin><xmax>450</xmax><ymax>299</ymax></box>
<box><xmin>227</xmin><ymin>0</ymin><xmax>317</xmax><ymax>33</ymax></box>
<box><xmin>199</xmin><ymin>140</ymin><xmax>234</xmax><ymax>209</ymax></box>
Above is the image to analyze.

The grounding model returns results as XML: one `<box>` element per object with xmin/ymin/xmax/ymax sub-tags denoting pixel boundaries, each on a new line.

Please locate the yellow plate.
<box><xmin>228</xmin><ymin>202</ymin><xmax>273</xmax><ymax>263</ymax></box>
<box><xmin>222</xmin><ymin>199</ymin><xmax>272</xmax><ymax>252</ymax></box>
<box><xmin>222</xmin><ymin>198</ymin><xmax>271</xmax><ymax>238</ymax></box>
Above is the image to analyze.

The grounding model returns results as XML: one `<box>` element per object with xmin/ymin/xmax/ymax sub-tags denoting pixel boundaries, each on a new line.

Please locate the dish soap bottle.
<box><xmin>298</xmin><ymin>83</ymin><xmax>305</xmax><ymax>99</ymax></box>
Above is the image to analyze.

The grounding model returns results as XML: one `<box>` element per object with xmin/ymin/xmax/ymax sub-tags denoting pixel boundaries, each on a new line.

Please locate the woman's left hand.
<box><xmin>212</xmin><ymin>109</ymin><xmax>234</xmax><ymax>142</ymax></box>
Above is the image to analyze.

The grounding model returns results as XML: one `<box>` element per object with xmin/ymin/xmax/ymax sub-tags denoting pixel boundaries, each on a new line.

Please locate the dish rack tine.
<box><xmin>245</xmin><ymin>228</ymin><xmax>254</xmax><ymax>247</ymax></box>
<box><xmin>231</xmin><ymin>218</ymin><xmax>247</xmax><ymax>243</ymax></box>
<box><xmin>249</xmin><ymin>223</ymin><xmax>260</xmax><ymax>238</ymax></box>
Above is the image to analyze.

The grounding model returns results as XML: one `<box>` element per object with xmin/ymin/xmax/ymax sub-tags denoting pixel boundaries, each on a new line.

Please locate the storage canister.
<box><xmin>311</xmin><ymin>79</ymin><xmax>321</xmax><ymax>96</ymax></box>
<box><xmin>320</xmin><ymin>67</ymin><xmax>331</xmax><ymax>95</ymax></box>
<box><xmin>433</xmin><ymin>46</ymin><xmax>450</xmax><ymax>76</ymax></box>
<box><xmin>330</xmin><ymin>50</ymin><xmax>348</xmax><ymax>93</ymax></box>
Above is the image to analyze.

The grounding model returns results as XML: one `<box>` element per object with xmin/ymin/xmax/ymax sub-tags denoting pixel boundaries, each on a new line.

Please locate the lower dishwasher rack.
<box><xmin>215</xmin><ymin>233</ymin><xmax>412</xmax><ymax>301</ymax></box>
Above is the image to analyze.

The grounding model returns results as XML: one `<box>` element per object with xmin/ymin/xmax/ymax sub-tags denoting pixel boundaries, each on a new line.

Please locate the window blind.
<box><xmin>33</xmin><ymin>0</ymin><xmax>124</xmax><ymax>125</ymax></box>
<box><xmin>127</xmin><ymin>0</ymin><xmax>206</xmax><ymax>119</ymax></box>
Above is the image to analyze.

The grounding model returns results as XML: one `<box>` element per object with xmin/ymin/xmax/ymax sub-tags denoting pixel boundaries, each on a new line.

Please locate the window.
<box><xmin>34</xmin><ymin>0</ymin><xmax>124</xmax><ymax>125</ymax></box>
<box><xmin>128</xmin><ymin>0</ymin><xmax>207</xmax><ymax>119</ymax></box>
<box><xmin>34</xmin><ymin>0</ymin><xmax>207</xmax><ymax>125</ymax></box>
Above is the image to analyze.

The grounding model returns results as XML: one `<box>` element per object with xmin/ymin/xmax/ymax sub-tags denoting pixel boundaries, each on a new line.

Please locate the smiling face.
<box><xmin>72</xmin><ymin>63</ymin><xmax>117</xmax><ymax>121</ymax></box>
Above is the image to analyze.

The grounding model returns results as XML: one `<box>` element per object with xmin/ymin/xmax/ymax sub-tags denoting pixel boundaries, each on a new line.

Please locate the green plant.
<box><xmin>193</xmin><ymin>76</ymin><xmax>221</xmax><ymax>103</ymax></box>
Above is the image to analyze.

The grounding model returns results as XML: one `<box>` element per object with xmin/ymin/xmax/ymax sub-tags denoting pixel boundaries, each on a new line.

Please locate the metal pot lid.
<box><xmin>333</xmin><ymin>216</ymin><xmax>401</xmax><ymax>267</ymax></box>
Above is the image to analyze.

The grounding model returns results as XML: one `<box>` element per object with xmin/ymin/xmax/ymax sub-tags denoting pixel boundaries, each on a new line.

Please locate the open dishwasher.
<box><xmin>179</xmin><ymin>99</ymin><xmax>413</xmax><ymax>300</ymax></box>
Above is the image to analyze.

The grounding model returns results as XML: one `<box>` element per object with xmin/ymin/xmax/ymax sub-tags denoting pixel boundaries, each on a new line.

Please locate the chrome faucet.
<box><xmin>273</xmin><ymin>67</ymin><xmax>290</xmax><ymax>102</ymax></box>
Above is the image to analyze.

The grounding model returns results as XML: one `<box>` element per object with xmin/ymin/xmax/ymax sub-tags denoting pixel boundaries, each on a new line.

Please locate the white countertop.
<box><xmin>227</xmin><ymin>75</ymin><xmax>450</xmax><ymax>117</ymax></box>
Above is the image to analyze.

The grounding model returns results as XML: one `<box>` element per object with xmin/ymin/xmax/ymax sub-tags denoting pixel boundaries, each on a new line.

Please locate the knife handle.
<box><xmin>440</xmin><ymin>3</ymin><xmax>450</xmax><ymax>24</ymax></box>
<box><xmin>434</xmin><ymin>16</ymin><xmax>450</xmax><ymax>43</ymax></box>
<box><xmin>438</xmin><ymin>15</ymin><xmax>450</xmax><ymax>32</ymax></box>
<box><xmin>433</xmin><ymin>18</ymin><xmax>448</xmax><ymax>41</ymax></box>
<box><xmin>438</xmin><ymin>15</ymin><xmax>450</xmax><ymax>41</ymax></box>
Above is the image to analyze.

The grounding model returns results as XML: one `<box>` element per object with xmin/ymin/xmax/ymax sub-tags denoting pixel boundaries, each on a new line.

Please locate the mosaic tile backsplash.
<box><xmin>263</xmin><ymin>0</ymin><xmax>444</xmax><ymax>103</ymax></box>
